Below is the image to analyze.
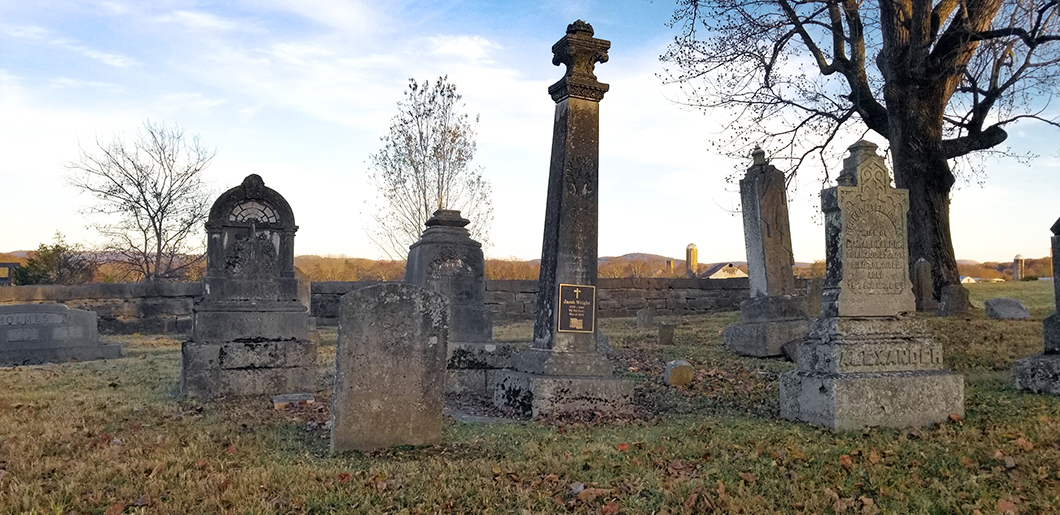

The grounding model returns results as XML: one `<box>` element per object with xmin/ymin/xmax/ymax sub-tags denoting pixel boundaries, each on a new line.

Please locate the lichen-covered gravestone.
<box><xmin>405</xmin><ymin>209</ymin><xmax>511</xmax><ymax>394</ymax></box>
<box><xmin>0</xmin><ymin>304</ymin><xmax>120</xmax><ymax>365</ymax></box>
<box><xmin>1014</xmin><ymin>217</ymin><xmax>1060</xmax><ymax>395</ymax></box>
<box><xmin>779</xmin><ymin>141</ymin><xmax>964</xmax><ymax>429</ymax></box>
<box><xmin>985</xmin><ymin>298</ymin><xmax>1031</xmax><ymax>319</ymax></box>
<box><xmin>182</xmin><ymin>174</ymin><xmax>317</xmax><ymax>397</ymax></box>
<box><xmin>330</xmin><ymin>284</ymin><xmax>448</xmax><ymax>453</ymax></box>
<box><xmin>723</xmin><ymin>148</ymin><xmax>809</xmax><ymax>357</ymax></box>
<box><xmin>493</xmin><ymin>20</ymin><xmax>633</xmax><ymax>418</ymax></box>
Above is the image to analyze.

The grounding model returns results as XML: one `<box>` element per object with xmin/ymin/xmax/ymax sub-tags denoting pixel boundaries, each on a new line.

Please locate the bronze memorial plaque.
<box><xmin>558</xmin><ymin>284</ymin><xmax>595</xmax><ymax>333</ymax></box>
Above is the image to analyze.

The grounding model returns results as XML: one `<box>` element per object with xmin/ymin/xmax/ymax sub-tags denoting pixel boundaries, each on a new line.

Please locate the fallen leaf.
<box><xmin>491</xmin><ymin>466</ymin><xmax>502</xmax><ymax>476</ymax></box>
<box><xmin>684</xmin><ymin>491</ymin><xmax>698</xmax><ymax>508</ymax></box>
<box><xmin>998</xmin><ymin>499</ymin><xmax>1017</xmax><ymax>514</ymax></box>
<box><xmin>992</xmin><ymin>450</ymin><xmax>1005</xmax><ymax>460</ymax></box>
<box><xmin>132</xmin><ymin>496</ymin><xmax>148</xmax><ymax>507</ymax></box>
<box><xmin>1014</xmin><ymin>438</ymin><xmax>1034</xmax><ymax>451</ymax></box>
<box><xmin>195</xmin><ymin>460</ymin><xmax>210</xmax><ymax>471</ymax></box>
<box><xmin>104</xmin><ymin>503</ymin><xmax>125</xmax><ymax>515</ymax></box>
<box><xmin>218</xmin><ymin>478</ymin><xmax>230</xmax><ymax>491</ymax></box>
<box><xmin>839</xmin><ymin>455</ymin><xmax>854</xmax><ymax>471</ymax></box>
<box><xmin>337</xmin><ymin>472</ymin><xmax>352</xmax><ymax>485</ymax></box>
<box><xmin>867</xmin><ymin>452</ymin><xmax>881</xmax><ymax>464</ymax></box>
<box><xmin>738</xmin><ymin>472</ymin><xmax>758</xmax><ymax>483</ymax></box>
<box><xmin>948</xmin><ymin>413</ymin><xmax>962</xmax><ymax>423</ymax></box>
<box><xmin>616</xmin><ymin>443</ymin><xmax>630</xmax><ymax>452</ymax></box>
<box><xmin>1005</xmin><ymin>456</ymin><xmax>1017</xmax><ymax>469</ymax></box>
<box><xmin>961</xmin><ymin>456</ymin><xmax>975</xmax><ymax>469</ymax></box>
<box><xmin>578</xmin><ymin>487</ymin><xmax>611</xmax><ymax>503</ymax></box>
<box><xmin>225</xmin><ymin>445</ymin><xmax>237</xmax><ymax>454</ymax></box>
<box><xmin>601</xmin><ymin>502</ymin><xmax>620</xmax><ymax>515</ymax></box>
<box><xmin>0</xmin><ymin>470</ymin><xmax>7</xmax><ymax>481</ymax></box>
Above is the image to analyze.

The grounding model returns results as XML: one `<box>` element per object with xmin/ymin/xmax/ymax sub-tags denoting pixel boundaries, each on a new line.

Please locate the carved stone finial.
<box><xmin>751</xmin><ymin>146</ymin><xmax>766</xmax><ymax>165</ymax></box>
<box><xmin>838</xmin><ymin>140</ymin><xmax>884</xmax><ymax>187</ymax></box>
<box><xmin>241</xmin><ymin>174</ymin><xmax>266</xmax><ymax>199</ymax></box>
<box><xmin>425</xmin><ymin>209</ymin><xmax>470</xmax><ymax>228</ymax></box>
<box><xmin>548</xmin><ymin>20</ymin><xmax>611</xmax><ymax>103</ymax></box>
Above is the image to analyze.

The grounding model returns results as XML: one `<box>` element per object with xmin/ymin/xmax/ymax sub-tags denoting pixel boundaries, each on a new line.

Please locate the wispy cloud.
<box><xmin>47</xmin><ymin>77</ymin><xmax>125</xmax><ymax>93</ymax></box>
<box><xmin>427</xmin><ymin>35</ymin><xmax>499</xmax><ymax>62</ymax></box>
<box><xmin>1</xmin><ymin>24</ymin><xmax>140</xmax><ymax>68</ymax></box>
<box><xmin>157</xmin><ymin>10</ymin><xmax>259</xmax><ymax>32</ymax></box>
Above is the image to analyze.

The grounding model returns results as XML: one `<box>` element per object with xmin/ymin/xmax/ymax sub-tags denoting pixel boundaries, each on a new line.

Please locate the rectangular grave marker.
<box><xmin>0</xmin><ymin>304</ymin><xmax>120</xmax><ymax>365</ymax></box>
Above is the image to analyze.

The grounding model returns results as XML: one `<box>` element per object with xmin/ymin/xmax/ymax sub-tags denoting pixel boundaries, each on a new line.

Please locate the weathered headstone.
<box><xmin>182</xmin><ymin>174</ymin><xmax>317</xmax><ymax>397</ymax></box>
<box><xmin>657</xmin><ymin>322</ymin><xmax>675</xmax><ymax>346</ymax></box>
<box><xmin>779</xmin><ymin>141</ymin><xmax>964</xmax><ymax>429</ymax></box>
<box><xmin>985</xmin><ymin>298</ymin><xmax>1031</xmax><ymax>319</ymax></box>
<box><xmin>0</xmin><ymin>304</ymin><xmax>120</xmax><ymax>365</ymax></box>
<box><xmin>494</xmin><ymin>20</ymin><xmax>633</xmax><ymax>418</ymax></box>
<box><xmin>1015</xmin><ymin>217</ymin><xmax>1060</xmax><ymax>394</ymax></box>
<box><xmin>331</xmin><ymin>283</ymin><xmax>448</xmax><ymax>453</ymax></box>
<box><xmin>635</xmin><ymin>307</ymin><xmax>655</xmax><ymax>329</ymax></box>
<box><xmin>912</xmin><ymin>258</ymin><xmax>939</xmax><ymax>312</ymax></box>
<box><xmin>937</xmin><ymin>284</ymin><xmax>971</xmax><ymax>317</ymax></box>
<box><xmin>723</xmin><ymin>148</ymin><xmax>809</xmax><ymax>357</ymax></box>
<box><xmin>664</xmin><ymin>359</ymin><xmax>694</xmax><ymax>386</ymax></box>
<box><xmin>685</xmin><ymin>244</ymin><xmax>698</xmax><ymax>278</ymax></box>
<box><xmin>406</xmin><ymin>209</ymin><xmax>511</xmax><ymax>394</ymax></box>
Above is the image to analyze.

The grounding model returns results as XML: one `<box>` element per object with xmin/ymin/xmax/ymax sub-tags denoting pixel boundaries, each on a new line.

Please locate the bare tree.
<box><xmin>365</xmin><ymin>76</ymin><xmax>493</xmax><ymax>260</ymax></box>
<box><xmin>66</xmin><ymin>121</ymin><xmax>214</xmax><ymax>281</ymax></box>
<box><xmin>663</xmin><ymin>0</ymin><xmax>1060</xmax><ymax>296</ymax></box>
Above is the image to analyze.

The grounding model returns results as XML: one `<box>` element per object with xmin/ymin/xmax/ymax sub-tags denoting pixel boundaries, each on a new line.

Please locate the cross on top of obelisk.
<box><xmin>547</xmin><ymin>20</ymin><xmax>611</xmax><ymax>103</ymax></box>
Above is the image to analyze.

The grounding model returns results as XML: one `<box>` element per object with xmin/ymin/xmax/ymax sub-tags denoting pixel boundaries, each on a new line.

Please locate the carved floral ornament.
<box><xmin>548</xmin><ymin>20</ymin><xmax>611</xmax><ymax>102</ymax></box>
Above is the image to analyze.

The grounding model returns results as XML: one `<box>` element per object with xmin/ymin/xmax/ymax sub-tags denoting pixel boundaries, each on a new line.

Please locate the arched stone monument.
<box><xmin>181</xmin><ymin>174</ymin><xmax>317</xmax><ymax>397</ymax></box>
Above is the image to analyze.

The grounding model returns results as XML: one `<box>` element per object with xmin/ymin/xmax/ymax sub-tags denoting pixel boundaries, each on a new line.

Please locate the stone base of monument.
<box><xmin>0</xmin><ymin>344</ymin><xmax>122</xmax><ymax>367</ymax></box>
<box><xmin>724</xmin><ymin>296</ymin><xmax>809</xmax><ymax>357</ymax></box>
<box><xmin>779</xmin><ymin>316</ymin><xmax>964</xmax><ymax>429</ymax></box>
<box><xmin>181</xmin><ymin>340</ymin><xmax>317</xmax><ymax>397</ymax></box>
<box><xmin>779</xmin><ymin>370</ymin><xmax>964</xmax><ymax>430</ymax></box>
<box><xmin>493</xmin><ymin>370</ymin><xmax>634</xmax><ymax>418</ymax></box>
<box><xmin>1015</xmin><ymin>354</ymin><xmax>1060</xmax><ymax>395</ymax></box>
<box><xmin>446</xmin><ymin>341</ymin><xmax>514</xmax><ymax>394</ymax></box>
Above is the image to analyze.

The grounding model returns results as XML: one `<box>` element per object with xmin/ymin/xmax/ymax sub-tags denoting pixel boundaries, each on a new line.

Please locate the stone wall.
<box><xmin>311</xmin><ymin>277</ymin><xmax>754</xmax><ymax>326</ymax></box>
<box><xmin>0</xmin><ymin>282</ymin><xmax>202</xmax><ymax>334</ymax></box>
<box><xmin>0</xmin><ymin>276</ymin><xmax>764</xmax><ymax>332</ymax></box>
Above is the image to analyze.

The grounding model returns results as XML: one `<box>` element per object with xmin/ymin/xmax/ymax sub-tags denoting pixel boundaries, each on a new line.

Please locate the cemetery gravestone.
<box><xmin>331</xmin><ymin>284</ymin><xmax>448</xmax><ymax>453</ymax></box>
<box><xmin>635</xmin><ymin>307</ymin><xmax>655</xmax><ymax>329</ymax></box>
<box><xmin>664</xmin><ymin>360</ymin><xmax>694</xmax><ymax>387</ymax></box>
<box><xmin>0</xmin><ymin>304</ymin><xmax>120</xmax><ymax>365</ymax></box>
<box><xmin>657</xmin><ymin>322</ymin><xmax>675</xmax><ymax>346</ymax></box>
<box><xmin>912</xmin><ymin>257</ymin><xmax>939</xmax><ymax>312</ymax></box>
<box><xmin>494</xmin><ymin>20</ymin><xmax>633</xmax><ymax>418</ymax></box>
<box><xmin>779</xmin><ymin>141</ymin><xmax>964</xmax><ymax>429</ymax></box>
<box><xmin>182</xmin><ymin>174</ymin><xmax>317</xmax><ymax>397</ymax></box>
<box><xmin>406</xmin><ymin>209</ymin><xmax>511</xmax><ymax>394</ymax></box>
<box><xmin>937</xmin><ymin>284</ymin><xmax>971</xmax><ymax>317</ymax></box>
<box><xmin>723</xmin><ymin>148</ymin><xmax>809</xmax><ymax>357</ymax></box>
<box><xmin>985</xmin><ymin>298</ymin><xmax>1031</xmax><ymax>319</ymax></box>
<box><xmin>1014</xmin><ymin>217</ymin><xmax>1060</xmax><ymax>395</ymax></box>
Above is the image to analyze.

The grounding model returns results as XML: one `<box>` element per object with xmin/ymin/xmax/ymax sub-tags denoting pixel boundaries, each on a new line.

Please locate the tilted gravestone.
<box><xmin>723</xmin><ymin>147</ymin><xmax>809</xmax><ymax>357</ymax></box>
<box><xmin>182</xmin><ymin>174</ymin><xmax>317</xmax><ymax>397</ymax></box>
<box><xmin>1015</xmin><ymin>217</ymin><xmax>1060</xmax><ymax>395</ymax></box>
<box><xmin>779</xmin><ymin>141</ymin><xmax>964</xmax><ymax>429</ymax></box>
<box><xmin>0</xmin><ymin>304</ymin><xmax>120</xmax><ymax>365</ymax></box>
<box><xmin>937</xmin><ymin>284</ymin><xmax>971</xmax><ymax>317</ymax></box>
<box><xmin>635</xmin><ymin>307</ymin><xmax>655</xmax><ymax>329</ymax></box>
<box><xmin>331</xmin><ymin>283</ymin><xmax>448</xmax><ymax>453</ymax></box>
<box><xmin>912</xmin><ymin>258</ymin><xmax>939</xmax><ymax>312</ymax></box>
<box><xmin>985</xmin><ymin>298</ymin><xmax>1031</xmax><ymax>319</ymax></box>
<box><xmin>405</xmin><ymin>209</ymin><xmax>511</xmax><ymax>394</ymax></box>
<box><xmin>493</xmin><ymin>20</ymin><xmax>633</xmax><ymax>418</ymax></box>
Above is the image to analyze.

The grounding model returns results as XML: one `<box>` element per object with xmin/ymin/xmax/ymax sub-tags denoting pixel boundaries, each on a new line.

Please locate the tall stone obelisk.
<box><xmin>493</xmin><ymin>20</ymin><xmax>632</xmax><ymax>418</ymax></box>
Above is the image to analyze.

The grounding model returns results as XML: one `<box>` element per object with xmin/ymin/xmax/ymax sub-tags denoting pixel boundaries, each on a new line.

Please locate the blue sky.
<box><xmin>1</xmin><ymin>0</ymin><xmax>1058</xmax><ymax>264</ymax></box>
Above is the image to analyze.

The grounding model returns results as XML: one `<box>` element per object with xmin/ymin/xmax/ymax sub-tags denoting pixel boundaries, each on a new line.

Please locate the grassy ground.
<box><xmin>0</xmin><ymin>283</ymin><xmax>1058</xmax><ymax>514</ymax></box>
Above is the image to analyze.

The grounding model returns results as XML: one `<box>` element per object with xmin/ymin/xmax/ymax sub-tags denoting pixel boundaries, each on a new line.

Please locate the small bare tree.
<box><xmin>365</xmin><ymin>76</ymin><xmax>493</xmax><ymax>260</ymax></box>
<box><xmin>66</xmin><ymin>121</ymin><xmax>214</xmax><ymax>281</ymax></box>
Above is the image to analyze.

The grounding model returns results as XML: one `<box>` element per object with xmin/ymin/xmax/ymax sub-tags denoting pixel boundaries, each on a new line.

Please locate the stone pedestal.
<box><xmin>181</xmin><ymin>175</ymin><xmax>316</xmax><ymax>398</ymax></box>
<box><xmin>780</xmin><ymin>141</ymin><xmax>963</xmax><ymax>429</ymax></box>
<box><xmin>724</xmin><ymin>148</ymin><xmax>809</xmax><ymax>357</ymax></box>
<box><xmin>1015</xmin><ymin>220</ymin><xmax>1060</xmax><ymax>395</ymax></box>
<box><xmin>406</xmin><ymin>210</ymin><xmax>512</xmax><ymax>394</ymax></box>
<box><xmin>493</xmin><ymin>20</ymin><xmax>632</xmax><ymax>418</ymax></box>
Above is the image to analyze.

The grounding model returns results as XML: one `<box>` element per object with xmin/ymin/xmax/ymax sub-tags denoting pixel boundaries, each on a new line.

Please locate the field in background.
<box><xmin>0</xmin><ymin>282</ymin><xmax>1057</xmax><ymax>513</ymax></box>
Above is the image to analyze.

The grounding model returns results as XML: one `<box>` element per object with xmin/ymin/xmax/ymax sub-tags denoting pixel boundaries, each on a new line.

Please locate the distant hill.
<box><xmin>599</xmin><ymin>253</ymin><xmax>672</xmax><ymax>263</ymax></box>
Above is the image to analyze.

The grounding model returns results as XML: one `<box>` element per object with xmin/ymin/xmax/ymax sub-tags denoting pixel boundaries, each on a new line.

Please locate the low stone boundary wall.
<box><xmin>0</xmin><ymin>282</ymin><xmax>202</xmax><ymax>334</ymax></box>
<box><xmin>0</xmin><ymin>276</ymin><xmax>765</xmax><ymax>332</ymax></box>
<box><xmin>311</xmin><ymin>278</ymin><xmax>753</xmax><ymax>326</ymax></box>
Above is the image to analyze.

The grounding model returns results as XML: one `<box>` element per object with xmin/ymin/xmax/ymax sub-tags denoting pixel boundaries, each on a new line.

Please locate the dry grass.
<box><xmin>1</xmin><ymin>283</ymin><xmax>1059</xmax><ymax>514</ymax></box>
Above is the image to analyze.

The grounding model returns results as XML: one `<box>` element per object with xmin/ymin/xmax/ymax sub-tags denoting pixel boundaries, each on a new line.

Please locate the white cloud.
<box><xmin>1</xmin><ymin>24</ymin><xmax>139</xmax><ymax>68</ymax></box>
<box><xmin>428</xmin><ymin>35</ymin><xmax>498</xmax><ymax>61</ymax></box>
<box><xmin>159</xmin><ymin>10</ymin><xmax>256</xmax><ymax>32</ymax></box>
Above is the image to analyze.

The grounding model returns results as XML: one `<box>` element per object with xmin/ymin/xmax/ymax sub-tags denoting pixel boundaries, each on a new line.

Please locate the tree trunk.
<box><xmin>885</xmin><ymin>88</ymin><xmax>961</xmax><ymax>299</ymax></box>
